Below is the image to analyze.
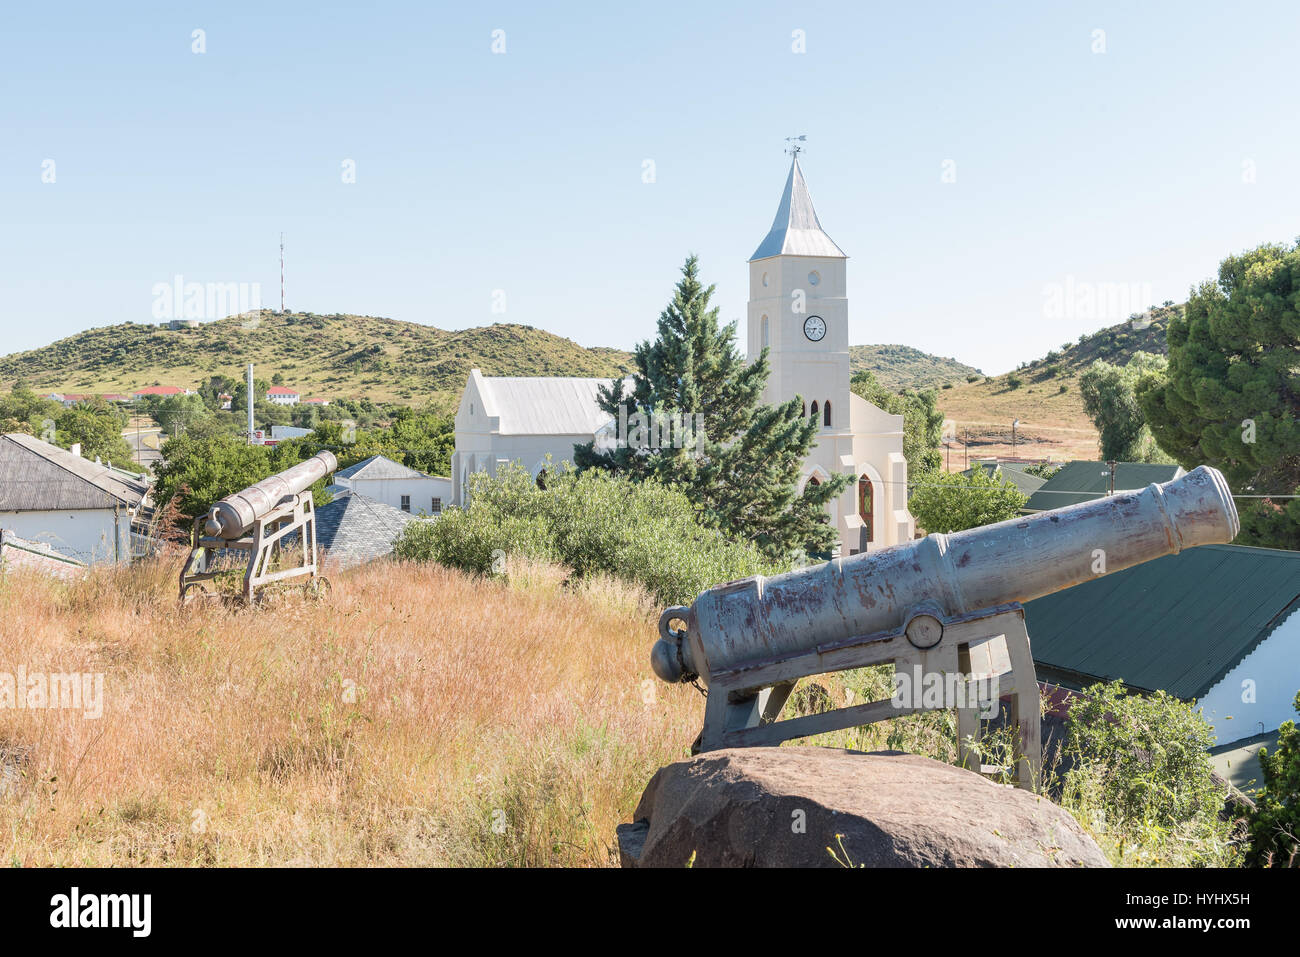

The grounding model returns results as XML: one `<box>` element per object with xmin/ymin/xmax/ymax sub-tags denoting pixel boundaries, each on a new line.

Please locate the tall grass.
<box><xmin>0</xmin><ymin>557</ymin><xmax>697</xmax><ymax>866</ymax></box>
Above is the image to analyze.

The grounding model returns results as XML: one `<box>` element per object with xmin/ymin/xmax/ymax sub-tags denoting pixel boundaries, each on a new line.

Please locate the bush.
<box><xmin>1246</xmin><ymin>691</ymin><xmax>1300</xmax><ymax>866</ymax></box>
<box><xmin>907</xmin><ymin>468</ymin><xmax>1026</xmax><ymax>534</ymax></box>
<box><xmin>1005</xmin><ymin>374</ymin><xmax>1024</xmax><ymax>390</ymax></box>
<box><xmin>393</xmin><ymin>463</ymin><xmax>775</xmax><ymax>605</ymax></box>
<box><xmin>1060</xmin><ymin>681</ymin><xmax>1238</xmax><ymax>864</ymax></box>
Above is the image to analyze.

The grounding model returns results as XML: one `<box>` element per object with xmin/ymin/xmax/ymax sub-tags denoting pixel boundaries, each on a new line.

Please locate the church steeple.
<box><xmin>749</xmin><ymin>157</ymin><xmax>847</xmax><ymax>261</ymax></box>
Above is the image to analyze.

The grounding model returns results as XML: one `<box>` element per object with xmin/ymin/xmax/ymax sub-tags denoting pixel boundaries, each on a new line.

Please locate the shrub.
<box><xmin>393</xmin><ymin>462</ymin><xmax>775</xmax><ymax>605</ymax></box>
<box><xmin>1005</xmin><ymin>374</ymin><xmax>1024</xmax><ymax>390</ymax></box>
<box><xmin>1246</xmin><ymin>691</ymin><xmax>1300</xmax><ymax>866</ymax></box>
<box><xmin>1060</xmin><ymin>681</ymin><xmax>1238</xmax><ymax>864</ymax></box>
<box><xmin>907</xmin><ymin>468</ymin><xmax>1026</xmax><ymax>533</ymax></box>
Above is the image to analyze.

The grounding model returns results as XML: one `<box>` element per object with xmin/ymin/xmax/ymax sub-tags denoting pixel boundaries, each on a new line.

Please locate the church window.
<box><xmin>762</xmin><ymin>271</ymin><xmax>769</xmax><ymax>287</ymax></box>
<box><xmin>823</xmin><ymin>401</ymin><xmax>832</xmax><ymax>427</ymax></box>
<box><xmin>810</xmin><ymin>400</ymin><xmax>819</xmax><ymax>422</ymax></box>
<box><xmin>858</xmin><ymin>476</ymin><xmax>874</xmax><ymax>544</ymax></box>
<box><xmin>760</xmin><ymin>314</ymin><xmax>769</xmax><ymax>349</ymax></box>
<box><xmin>808</xmin><ymin>270</ymin><xmax>820</xmax><ymax>286</ymax></box>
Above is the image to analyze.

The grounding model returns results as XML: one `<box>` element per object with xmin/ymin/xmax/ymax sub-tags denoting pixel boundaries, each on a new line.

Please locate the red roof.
<box><xmin>133</xmin><ymin>386</ymin><xmax>183</xmax><ymax>396</ymax></box>
<box><xmin>266</xmin><ymin>386</ymin><xmax>299</xmax><ymax>395</ymax></box>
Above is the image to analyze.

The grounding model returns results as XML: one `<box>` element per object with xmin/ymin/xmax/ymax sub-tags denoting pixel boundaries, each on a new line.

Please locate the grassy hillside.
<box><xmin>0</xmin><ymin>311</ymin><xmax>635</xmax><ymax>411</ymax></box>
<box><xmin>934</xmin><ymin>305</ymin><xmax>1177</xmax><ymax>466</ymax></box>
<box><xmin>850</xmin><ymin>344</ymin><xmax>981</xmax><ymax>391</ymax></box>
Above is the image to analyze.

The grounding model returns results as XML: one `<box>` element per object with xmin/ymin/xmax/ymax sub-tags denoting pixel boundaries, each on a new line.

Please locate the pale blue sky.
<box><xmin>3</xmin><ymin>1</ymin><xmax>1299</xmax><ymax>373</ymax></box>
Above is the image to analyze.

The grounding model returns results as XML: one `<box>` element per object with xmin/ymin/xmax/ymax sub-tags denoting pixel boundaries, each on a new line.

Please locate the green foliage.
<box><xmin>1246</xmin><ymin>692</ymin><xmax>1300</xmax><ymax>866</ymax></box>
<box><xmin>850</xmin><ymin>370</ymin><xmax>944</xmax><ymax>481</ymax></box>
<box><xmin>574</xmin><ymin>256</ymin><xmax>845</xmax><ymax>563</ymax></box>
<box><xmin>0</xmin><ymin>387</ymin><xmax>132</xmax><ymax>464</ymax></box>
<box><xmin>393</xmin><ymin>462</ymin><xmax>774</xmax><ymax>605</ymax></box>
<box><xmin>152</xmin><ymin>433</ymin><xmax>330</xmax><ymax>527</ymax></box>
<box><xmin>312</xmin><ymin>410</ymin><xmax>455</xmax><ymax>477</ymax></box>
<box><xmin>1079</xmin><ymin>352</ymin><xmax>1170</xmax><ymax>462</ymax></box>
<box><xmin>1137</xmin><ymin>242</ymin><xmax>1300</xmax><ymax>550</ymax></box>
<box><xmin>906</xmin><ymin>467</ymin><xmax>1026</xmax><ymax>533</ymax></box>
<box><xmin>1005</xmin><ymin>374</ymin><xmax>1023</xmax><ymax>390</ymax></box>
<box><xmin>1061</xmin><ymin>681</ymin><xmax>1237</xmax><ymax>864</ymax></box>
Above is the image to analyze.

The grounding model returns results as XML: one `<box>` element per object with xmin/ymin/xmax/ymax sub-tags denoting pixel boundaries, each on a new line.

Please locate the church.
<box><xmin>451</xmin><ymin>156</ymin><xmax>913</xmax><ymax>554</ymax></box>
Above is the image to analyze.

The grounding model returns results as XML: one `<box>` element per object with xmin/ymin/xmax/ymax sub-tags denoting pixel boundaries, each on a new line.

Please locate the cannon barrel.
<box><xmin>652</xmin><ymin>465</ymin><xmax>1239</xmax><ymax>686</ymax></box>
<box><xmin>203</xmin><ymin>451</ymin><xmax>338</xmax><ymax>538</ymax></box>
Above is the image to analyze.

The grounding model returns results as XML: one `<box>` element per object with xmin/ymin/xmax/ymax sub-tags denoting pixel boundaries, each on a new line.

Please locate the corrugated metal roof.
<box><xmin>1024</xmin><ymin>544</ymin><xmax>1300</xmax><ymax>700</ymax></box>
<box><xmin>335</xmin><ymin>454</ymin><xmax>431</xmax><ymax>482</ymax></box>
<box><xmin>961</xmin><ymin>462</ymin><xmax>1047</xmax><ymax>498</ymax></box>
<box><xmin>1023</xmin><ymin>460</ymin><xmax>1184</xmax><ymax>511</ymax></box>
<box><xmin>0</xmin><ymin>433</ymin><xmax>149</xmax><ymax>511</ymax></box>
<box><xmin>750</xmin><ymin>157</ymin><xmax>847</xmax><ymax>261</ymax></box>
<box><xmin>479</xmin><ymin>376</ymin><xmax>617</xmax><ymax>436</ymax></box>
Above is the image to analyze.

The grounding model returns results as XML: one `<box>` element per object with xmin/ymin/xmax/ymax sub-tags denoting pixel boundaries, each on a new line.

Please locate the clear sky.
<box><xmin>3</xmin><ymin>1</ymin><xmax>1299</xmax><ymax>374</ymax></box>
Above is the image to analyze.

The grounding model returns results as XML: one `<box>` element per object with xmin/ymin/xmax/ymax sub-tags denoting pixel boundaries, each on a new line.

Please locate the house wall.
<box><xmin>341</xmin><ymin>476</ymin><xmax>454</xmax><ymax>516</ymax></box>
<box><xmin>1197</xmin><ymin>607</ymin><xmax>1300</xmax><ymax>746</ymax></box>
<box><xmin>0</xmin><ymin>508</ymin><xmax>128</xmax><ymax>564</ymax></box>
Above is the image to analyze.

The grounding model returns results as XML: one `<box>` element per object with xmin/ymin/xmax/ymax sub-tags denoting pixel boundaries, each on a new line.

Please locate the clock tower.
<box><xmin>746</xmin><ymin>154</ymin><xmax>913</xmax><ymax>554</ymax></box>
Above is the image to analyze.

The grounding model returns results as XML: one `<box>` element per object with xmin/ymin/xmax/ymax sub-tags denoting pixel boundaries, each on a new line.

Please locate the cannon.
<box><xmin>179</xmin><ymin>451</ymin><xmax>337</xmax><ymax>604</ymax></box>
<box><xmin>651</xmin><ymin>465</ymin><xmax>1240</xmax><ymax>788</ymax></box>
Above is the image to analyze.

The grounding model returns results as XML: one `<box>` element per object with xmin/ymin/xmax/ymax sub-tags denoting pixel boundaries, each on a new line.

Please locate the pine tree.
<box><xmin>574</xmin><ymin>255</ymin><xmax>849</xmax><ymax>561</ymax></box>
<box><xmin>1137</xmin><ymin>241</ymin><xmax>1300</xmax><ymax>549</ymax></box>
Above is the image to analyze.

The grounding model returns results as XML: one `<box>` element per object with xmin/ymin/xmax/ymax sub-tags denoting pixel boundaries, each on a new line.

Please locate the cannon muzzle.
<box><xmin>203</xmin><ymin>451</ymin><xmax>338</xmax><ymax>539</ymax></box>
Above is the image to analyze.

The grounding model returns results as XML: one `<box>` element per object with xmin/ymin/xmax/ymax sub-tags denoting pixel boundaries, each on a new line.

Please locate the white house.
<box><xmin>266</xmin><ymin>386</ymin><xmax>300</xmax><ymax>406</ymax></box>
<box><xmin>451</xmin><ymin>372</ymin><xmax>619</xmax><ymax>507</ymax></box>
<box><xmin>0</xmin><ymin>433</ymin><xmax>151</xmax><ymax>564</ymax></box>
<box><xmin>447</xmin><ymin>156</ymin><xmax>913</xmax><ymax>554</ymax></box>
<box><xmin>334</xmin><ymin>454</ymin><xmax>453</xmax><ymax>517</ymax></box>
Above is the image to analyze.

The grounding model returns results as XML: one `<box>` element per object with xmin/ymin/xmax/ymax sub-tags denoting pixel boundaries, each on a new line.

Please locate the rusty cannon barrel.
<box><xmin>203</xmin><ymin>451</ymin><xmax>338</xmax><ymax>539</ymax></box>
<box><xmin>652</xmin><ymin>464</ymin><xmax>1239</xmax><ymax>686</ymax></box>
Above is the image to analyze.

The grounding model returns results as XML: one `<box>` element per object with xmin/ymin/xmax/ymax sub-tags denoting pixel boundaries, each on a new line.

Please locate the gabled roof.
<box><xmin>1023</xmin><ymin>460</ymin><xmax>1184</xmax><ymax>511</ymax></box>
<box><xmin>750</xmin><ymin>157</ymin><xmax>847</xmax><ymax>261</ymax></box>
<box><xmin>313</xmin><ymin>490</ymin><xmax>416</xmax><ymax>568</ymax></box>
<box><xmin>335</xmin><ymin>454</ymin><xmax>432</xmax><ymax>482</ymax></box>
<box><xmin>1024</xmin><ymin>544</ymin><xmax>1300</xmax><ymax>701</ymax></box>
<box><xmin>266</xmin><ymin>386</ymin><xmax>299</xmax><ymax>395</ymax></box>
<box><xmin>471</xmin><ymin>372</ymin><xmax>619</xmax><ymax>436</ymax></box>
<box><xmin>0</xmin><ymin>433</ymin><xmax>150</xmax><ymax>511</ymax></box>
<box><xmin>132</xmin><ymin>386</ymin><xmax>183</xmax><ymax>396</ymax></box>
<box><xmin>962</xmin><ymin>461</ymin><xmax>1047</xmax><ymax>498</ymax></box>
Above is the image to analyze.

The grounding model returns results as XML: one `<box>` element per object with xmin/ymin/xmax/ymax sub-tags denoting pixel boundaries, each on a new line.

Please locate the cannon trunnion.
<box><xmin>652</xmin><ymin>465</ymin><xmax>1240</xmax><ymax>788</ymax></box>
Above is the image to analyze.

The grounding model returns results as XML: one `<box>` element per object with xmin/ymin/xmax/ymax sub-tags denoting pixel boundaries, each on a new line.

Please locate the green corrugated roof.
<box><xmin>960</xmin><ymin>462</ymin><xmax>1047</xmax><ymax>498</ymax></box>
<box><xmin>1023</xmin><ymin>460</ymin><xmax>1183</xmax><ymax>511</ymax></box>
<box><xmin>1024</xmin><ymin>544</ymin><xmax>1300</xmax><ymax>701</ymax></box>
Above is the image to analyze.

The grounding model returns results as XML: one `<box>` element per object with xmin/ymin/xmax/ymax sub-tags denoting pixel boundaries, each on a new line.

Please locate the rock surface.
<box><xmin>617</xmin><ymin>747</ymin><xmax>1108</xmax><ymax>868</ymax></box>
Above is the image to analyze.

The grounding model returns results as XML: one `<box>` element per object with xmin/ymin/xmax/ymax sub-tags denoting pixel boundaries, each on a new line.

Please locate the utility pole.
<box><xmin>247</xmin><ymin>363</ymin><xmax>256</xmax><ymax>445</ymax></box>
<box><xmin>1107</xmin><ymin>459</ymin><xmax>1117</xmax><ymax>496</ymax></box>
<box><xmin>964</xmin><ymin>429</ymin><xmax>969</xmax><ymax>470</ymax></box>
<box><xmin>1012</xmin><ymin>419</ymin><xmax>1020</xmax><ymax>456</ymax></box>
<box><xmin>280</xmin><ymin>233</ymin><xmax>285</xmax><ymax>314</ymax></box>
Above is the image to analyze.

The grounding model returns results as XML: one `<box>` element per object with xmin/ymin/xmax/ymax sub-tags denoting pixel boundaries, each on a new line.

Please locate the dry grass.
<box><xmin>0</xmin><ymin>556</ymin><xmax>699</xmax><ymax>866</ymax></box>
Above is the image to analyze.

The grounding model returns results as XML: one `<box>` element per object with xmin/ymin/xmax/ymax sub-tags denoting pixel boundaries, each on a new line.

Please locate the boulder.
<box><xmin>617</xmin><ymin>747</ymin><xmax>1108</xmax><ymax>868</ymax></box>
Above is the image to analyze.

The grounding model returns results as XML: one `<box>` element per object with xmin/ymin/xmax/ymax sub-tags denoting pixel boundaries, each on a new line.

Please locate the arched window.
<box><xmin>858</xmin><ymin>475</ymin><xmax>874</xmax><ymax>544</ymax></box>
<box><xmin>802</xmin><ymin>401</ymin><xmax>807</xmax><ymax>418</ymax></box>
<box><xmin>807</xmin><ymin>475</ymin><xmax>820</xmax><ymax>488</ymax></box>
<box><xmin>810</xmin><ymin>400</ymin><xmax>819</xmax><ymax>423</ymax></box>
<box><xmin>823</xmin><ymin>400</ymin><xmax>832</xmax><ymax>427</ymax></box>
<box><xmin>760</xmin><ymin>315</ymin><xmax>769</xmax><ymax>349</ymax></box>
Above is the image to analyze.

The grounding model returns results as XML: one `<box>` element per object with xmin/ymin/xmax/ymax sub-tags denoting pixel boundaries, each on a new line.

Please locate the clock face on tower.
<box><xmin>803</xmin><ymin>315</ymin><xmax>826</xmax><ymax>342</ymax></box>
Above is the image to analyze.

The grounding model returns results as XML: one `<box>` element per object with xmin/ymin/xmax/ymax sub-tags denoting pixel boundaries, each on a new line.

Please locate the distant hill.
<box><xmin>0</xmin><ymin>312</ymin><xmax>635</xmax><ymax>412</ymax></box>
<box><xmin>850</xmin><ymin>344</ymin><xmax>982</xmax><ymax>391</ymax></box>
<box><xmin>934</xmin><ymin>304</ymin><xmax>1178</xmax><ymax>466</ymax></box>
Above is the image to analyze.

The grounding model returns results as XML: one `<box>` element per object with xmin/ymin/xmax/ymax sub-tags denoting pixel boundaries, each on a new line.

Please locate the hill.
<box><xmin>850</xmin><ymin>344</ymin><xmax>981</xmax><ymax>391</ymax></box>
<box><xmin>0</xmin><ymin>312</ymin><xmax>635</xmax><ymax>412</ymax></box>
<box><xmin>934</xmin><ymin>305</ymin><xmax>1177</xmax><ymax>466</ymax></box>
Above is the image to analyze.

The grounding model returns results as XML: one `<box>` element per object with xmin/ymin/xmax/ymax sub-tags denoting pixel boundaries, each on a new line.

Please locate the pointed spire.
<box><xmin>749</xmin><ymin>157</ymin><xmax>847</xmax><ymax>261</ymax></box>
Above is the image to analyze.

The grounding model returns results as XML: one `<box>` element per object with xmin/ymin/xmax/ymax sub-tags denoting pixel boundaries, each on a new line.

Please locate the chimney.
<box><xmin>70</xmin><ymin>443</ymin><xmax>81</xmax><ymax>457</ymax></box>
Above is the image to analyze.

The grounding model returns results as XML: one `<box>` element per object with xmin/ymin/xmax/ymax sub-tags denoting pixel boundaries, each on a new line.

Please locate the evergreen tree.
<box><xmin>1137</xmin><ymin>241</ymin><xmax>1300</xmax><ymax>549</ymax></box>
<box><xmin>574</xmin><ymin>255</ymin><xmax>849</xmax><ymax>561</ymax></box>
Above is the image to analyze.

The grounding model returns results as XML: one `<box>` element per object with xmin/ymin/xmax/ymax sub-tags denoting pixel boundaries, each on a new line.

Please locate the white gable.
<box><xmin>476</xmin><ymin>374</ymin><xmax>616</xmax><ymax>436</ymax></box>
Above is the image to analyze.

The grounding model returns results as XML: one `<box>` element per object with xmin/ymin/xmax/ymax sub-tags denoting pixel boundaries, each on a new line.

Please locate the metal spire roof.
<box><xmin>749</xmin><ymin>157</ymin><xmax>847</xmax><ymax>261</ymax></box>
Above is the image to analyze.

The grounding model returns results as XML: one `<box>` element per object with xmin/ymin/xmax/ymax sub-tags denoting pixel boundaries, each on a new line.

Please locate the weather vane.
<box><xmin>785</xmin><ymin>135</ymin><xmax>806</xmax><ymax>157</ymax></box>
